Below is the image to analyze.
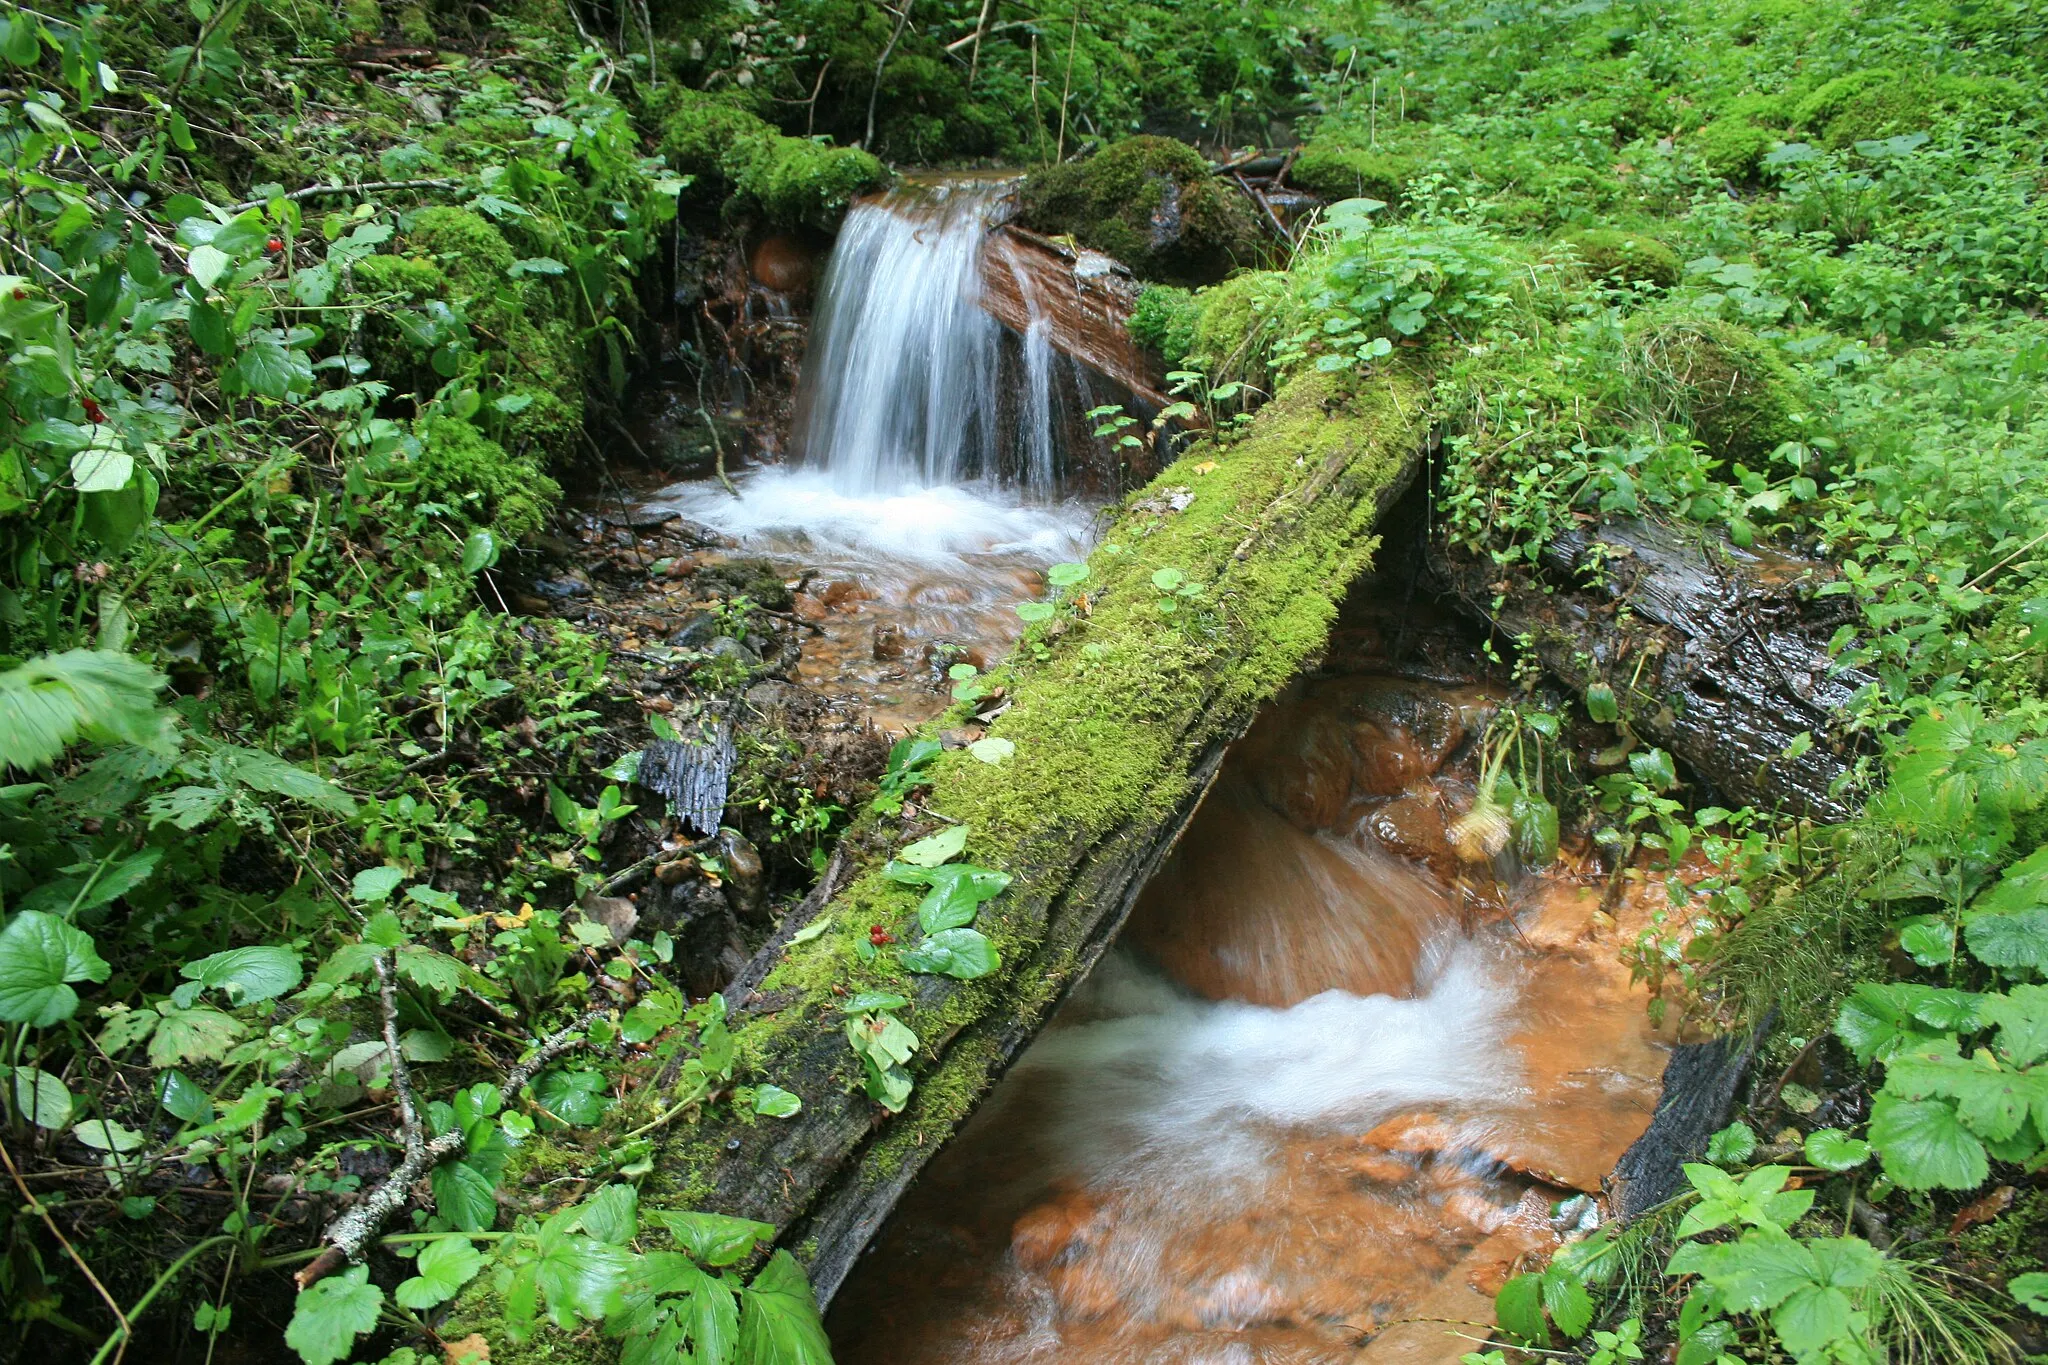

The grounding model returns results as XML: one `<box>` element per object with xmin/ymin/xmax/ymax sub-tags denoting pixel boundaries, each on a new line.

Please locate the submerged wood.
<box><xmin>1432</xmin><ymin>518</ymin><xmax>1871</xmax><ymax>819</ymax></box>
<box><xmin>977</xmin><ymin>224</ymin><xmax>1187</xmax><ymax>415</ymax></box>
<box><xmin>1609</xmin><ymin>1026</ymin><xmax>1764</xmax><ymax>1219</ymax></box>
<box><xmin>589</xmin><ymin>372</ymin><xmax>1427</xmax><ymax>1322</ymax></box>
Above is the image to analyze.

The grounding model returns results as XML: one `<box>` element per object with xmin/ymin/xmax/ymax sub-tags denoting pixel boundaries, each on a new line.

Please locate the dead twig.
<box><xmin>294</xmin><ymin>1002</ymin><xmax>604</xmax><ymax>1288</ymax></box>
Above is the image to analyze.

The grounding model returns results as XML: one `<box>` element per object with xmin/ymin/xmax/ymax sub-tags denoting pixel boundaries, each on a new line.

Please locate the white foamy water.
<box><xmin>1001</xmin><ymin>942</ymin><xmax>1520</xmax><ymax>1197</ymax></box>
<box><xmin>645</xmin><ymin>466</ymin><xmax>1094</xmax><ymax>569</ymax></box>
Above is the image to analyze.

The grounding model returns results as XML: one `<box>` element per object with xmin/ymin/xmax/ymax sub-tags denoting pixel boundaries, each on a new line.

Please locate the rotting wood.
<box><xmin>977</xmin><ymin>224</ymin><xmax>1190</xmax><ymax>415</ymax></box>
<box><xmin>1608</xmin><ymin>1023</ymin><xmax>1765</xmax><ymax>1220</ymax></box>
<box><xmin>544</xmin><ymin>371</ymin><xmax>1430</xmax><ymax>1328</ymax></box>
<box><xmin>1431</xmin><ymin>517</ymin><xmax>1872</xmax><ymax>819</ymax></box>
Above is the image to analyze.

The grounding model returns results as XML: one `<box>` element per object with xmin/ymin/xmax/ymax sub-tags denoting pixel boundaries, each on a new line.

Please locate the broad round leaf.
<box><xmin>286</xmin><ymin>1265</ymin><xmax>383</xmax><ymax>1365</ymax></box>
<box><xmin>9</xmin><ymin>1065</ymin><xmax>73</xmax><ymax>1128</ymax></box>
<box><xmin>754</xmin><ymin>1084</ymin><xmax>802</xmax><ymax>1118</ymax></box>
<box><xmin>0</xmin><ymin>911</ymin><xmax>110</xmax><ymax>1026</ymax></box>
<box><xmin>899</xmin><ymin>926</ymin><xmax>1001</xmax><ymax>980</ymax></box>
<box><xmin>896</xmin><ymin>825</ymin><xmax>969</xmax><ymax>868</ymax></box>
<box><xmin>1803</xmin><ymin>1128</ymin><xmax>1872</xmax><ymax>1172</ymax></box>
<box><xmin>1869</xmin><ymin>1096</ymin><xmax>1988</xmax><ymax>1190</ymax></box>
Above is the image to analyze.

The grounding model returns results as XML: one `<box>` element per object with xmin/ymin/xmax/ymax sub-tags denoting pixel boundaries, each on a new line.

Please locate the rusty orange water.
<box><xmin>828</xmin><ymin>678</ymin><xmax>1677</xmax><ymax>1364</ymax></box>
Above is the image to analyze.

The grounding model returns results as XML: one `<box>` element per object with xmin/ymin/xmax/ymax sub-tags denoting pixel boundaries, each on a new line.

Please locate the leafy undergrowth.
<box><xmin>1133</xmin><ymin>0</ymin><xmax>2048</xmax><ymax>1360</ymax></box>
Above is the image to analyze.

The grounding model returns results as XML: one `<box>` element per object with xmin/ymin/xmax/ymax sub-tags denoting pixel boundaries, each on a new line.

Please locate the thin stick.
<box><xmin>864</xmin><ymin>0</ymin><xmax>915</xmax><ymax>151</ymax></box>
<box><xmin>0</xmin><ymin>1138</ymin><xmax>132</xmax><ymax>1360</ymax></box>
<box><xmin>295</xmin><ymin>1008</ymin><xmax>604</xmax><ymax>1288</ymax></box>
<box><xmin>1055</xmin><ymin>0</ymin><xmax>1080</xmax><ymax>162</ymax></box>
<box><xmin>227</xmin><ymin>178</ymin><xmax>458</xmax><ymax>212</ymax></box>
<box><xmin>966</xmin><ymin>0</ymin><xmax>997</xmax><ymax>84</ymax></box>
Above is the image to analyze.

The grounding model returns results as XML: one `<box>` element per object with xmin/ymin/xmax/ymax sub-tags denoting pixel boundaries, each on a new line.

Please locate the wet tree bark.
<box><xmin>1430</xmin><ymin>517</ymin><xmax>1873</xmax><ymax>820</ymax></box>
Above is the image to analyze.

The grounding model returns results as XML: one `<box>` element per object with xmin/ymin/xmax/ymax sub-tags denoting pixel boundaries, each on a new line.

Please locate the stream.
<box><xmin>632</xmin><ymin>179</ymin><xmax>1680</xmax><ymax>1362</ymax></box>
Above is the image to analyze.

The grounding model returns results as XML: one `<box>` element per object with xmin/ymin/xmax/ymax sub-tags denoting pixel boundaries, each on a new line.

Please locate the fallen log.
<box><xmin>475</xmin><ymin>369</ymin><xmax>1423</xmax><ymax>1347</ymax></box>
<box><xmin>977</xmin><ymin>223</ymin><xmax>1188</xmax><ymax>415</ymax></box>
<box><xmin>1431</xmin><ymin>517</ymin><xmax>1872</xmax><ymax>820</ymax></box>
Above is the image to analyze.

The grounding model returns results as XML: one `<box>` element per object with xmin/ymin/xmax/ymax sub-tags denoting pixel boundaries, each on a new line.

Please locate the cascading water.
<box><xmin>640</xmin><ymin>176</ymin><xmax>1114</xmax><ymax>727</ymax></box>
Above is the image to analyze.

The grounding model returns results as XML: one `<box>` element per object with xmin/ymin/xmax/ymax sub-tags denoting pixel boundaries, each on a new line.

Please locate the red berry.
<box><xmin>266</xmin><ymin>237</ymin><xmax>284</xmax><ymax>253</ymax></box>
<box><xmin>868</xmin><ymin>924</ymin><xmax>893</xmax><ymax>946</ymax></box>
<box><xmin>81</xmin><ymin>397</ymin><xmax>105</xmax><ymax>424</ymax></box>
<box><xmin>10</xmin><ymin>288</ymin><xmax>25</xmax><ymax>300</ymax></box>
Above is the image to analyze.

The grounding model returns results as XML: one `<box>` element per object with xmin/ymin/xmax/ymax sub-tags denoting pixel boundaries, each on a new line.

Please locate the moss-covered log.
<box><xmin>591</xmin><ymin>367</ymin><xmax>1428</xmax><ymax>1318</ymax></box>
<box><xmin>1431</xmin><ymin>517</ymin><xmax>1872</xmax><ymax>819</ymax></box>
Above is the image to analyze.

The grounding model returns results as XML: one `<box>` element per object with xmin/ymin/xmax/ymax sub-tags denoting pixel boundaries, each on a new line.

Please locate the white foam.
<box><xmin>1002</xmin><ymin>942</ymin><xmax>1519</xmax><ymax>1196</ymax></box>
<box><xmin>645</xmin><ymin>466</ymin><xmax>1095</xmax><ymax>570</ymax></box>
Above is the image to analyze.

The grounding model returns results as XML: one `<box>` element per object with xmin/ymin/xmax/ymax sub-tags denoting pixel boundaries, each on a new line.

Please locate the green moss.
<box><xmin>1290</xmin><ymin>137</ymin><xmax>1423</xmax><ymax>206</ymax></box>
<box><xmin>341</xmin><ymin>0</ymin><xmax>381</xmax><ymax>39</ymax></box>
<box><xmin>1559</xmin><ymin>228</ymin><xmax>1681</xmax><ymax>289</ymax></box>
<box><xmin>410</xmin><ymin>415</ymin><xmax>561</xmax><ymax>544</ymax></box>
<box><xmin>657</xmin><ymin>89</ymin><xmax>889</xmax><ymax>231</ymax></box>
<box><xmin>1129</xmin><ymin>284</ymin><xmax>1200</xmax><ymax>367</ymax></box>
<box><xmin>1805</xmin><ymin>72</ymin><xmax>2034</xmax><ymax>148</ymax></box>
<box><xmin>1625</xmin><ymin>314</ymin><xmax>1809</xmax><ymax>462</ymax></box>
<box><xmin>1017</xmin><ymin>136</ymin><xmax>1266</xmax><ymax>286</ymax></box>
<box><xmin>1690</xmin><ymin>116</ymin><xmax>1775</xmax><ymax>180</ymax></box>
<box><xmin>1187</xmin><ymin>269</ymin><xmax>1288</xmax><ymax>387</ymax></box>
<box><xmin>395</xmin><ymin>3</ymin><xmax>435</xmax><ymax>46</ymax></box>
<box><xmin>352</xmin><ymin>252</ymin><xmax>448</xmax><ymax>300</ymax></box>
<box><xmin>400</xmin><ymin>207</ymin><xmax>586</xmax><ymax>466</ymax></box>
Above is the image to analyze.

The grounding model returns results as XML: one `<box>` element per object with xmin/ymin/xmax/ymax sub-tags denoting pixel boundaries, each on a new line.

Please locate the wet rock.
<box><xmin>1364</xmin><ymin>792</ymin><xmax>1453</xmax><ymax>870</ymax></box>
<box><xmin>577</xmin><ymin>893</ymin><xmax>639</xmax><ymax>945</ymax></box>
<box><xmin>820</xmin><ymin>578</ymin><xmax>874</xmax><ymax>609</ymax></box>
<box><xmin>529</xmin><ymin>570</ymin><xmax>592</xmax><ymax>599</ymax></box>
<box><xmin>1012</xmin><ymin>1187</ymin><xmax>1109</xmax><ymax>1271</ymax></box>
<box><xmin>750</xmin><ymin>235</ymin><xmax>816</xmax><ymax>294</ymax></box>
<box><xmin>692</xmin><ymin>556</ymin><xmax>794</xmax><ymax>610</ymax></box>
<box><xmin>669</xmin><ymin>611</ymin><xmax>719</xmax><ymax>648</ymax></box>
<box><xmin>792</xmin><ymin>592</ymin><xmax>829</xmax><ymax>622</ymax></box>
<box><xmin>742</xmin><ymin>679</ymin><xmax>802</xmax><ymax>720</ymax></box>
<box><xmin>718</xmin><ymin>829</ymin><xmax>766</xmax><ymax>921</ymax></box>
<box><xmin>642</xmin><ymin>876</ymin><xmax>747</xmax><ymax>997</ymax></box>
<box><xmin>706</xmin><ymin>634</ymin><xmax>761</xmax><ymax>669</ymax></box>
<box><xmin>872</xmin><ymin>624</ymin><xmax>906</xmax><ymax>661</ymax></box>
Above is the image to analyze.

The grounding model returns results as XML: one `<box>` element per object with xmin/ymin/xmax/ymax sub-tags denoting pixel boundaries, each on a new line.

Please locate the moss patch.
<box><xmin>1291</xmin><ymin>137</ymin><xmax>1424</xmax><ymax>206</ymax></box>
<box><xmin>1626</xmin><ymin>314</ymin><xmax>1809</xmax><ymax>462</ymax></box>
<box><xmin>409</xmin><ymin>415</ymin><xmax>561</xmax><ymax>544</ymax></box>
<box><xmin>1017</xmin><ymin>136</ymin><xmax>1266</xmax><ymax>286</ymax></box>
<box><xmin>656</xmin><ymin>89</ymin><xmax>889</xmax><ymax>231</ymax></box>
<box><xmin>1559</xmin><ymin>228</ymin><xmax>1681</xmax><ymax>289</ymax></box>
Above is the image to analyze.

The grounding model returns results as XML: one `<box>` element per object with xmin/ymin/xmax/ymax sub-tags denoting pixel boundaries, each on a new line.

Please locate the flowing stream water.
<box><xmin>643</xmin><ymin>180</ymin><xmax>1680</xmax><ymax>1361</ymax></box>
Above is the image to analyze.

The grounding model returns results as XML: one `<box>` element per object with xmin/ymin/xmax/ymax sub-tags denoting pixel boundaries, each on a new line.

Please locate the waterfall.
<box><xmin>791</xmin><ymin>179</ymin><xmax>1089</xmax><ymax>495</ymax></box>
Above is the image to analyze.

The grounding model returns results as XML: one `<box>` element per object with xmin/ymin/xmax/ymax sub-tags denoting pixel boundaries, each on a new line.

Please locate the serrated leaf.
<box><xmin>431</xmin><ymin>1157</ymin><xmax>499</xmax><ymax>1232</ymax></box>
<box><xmin>656</xmin><ymin>1210</ymin><xmax>775</xmax><ymax>1267</ymax></box>
<box><xmin>286</xmin><ymin>1264</ymin><xmax>383</xmax><ymax>1365</ymax></box>
<box><xmin>578</xmin><ymin>1184</ymin><xmax>638</xmax><ymax>1244</ymax></box>
<box><xmin>351</xmin><ymin>865</ymin><xmax>404</xmax><ymax>904</ymax></box>
<box><xmin>1494</xmin><ymin>1273</ymin><xmax>1548</xmax><ymax>1345</ymax></box>
<box><xmin>148</xmin><ymin>1006</ymin><xmax>246</xmax><ymax>1066</ymax></box>
<box><xmin>395</xmin><ymin>1235</ymin><xmax>483</xmax><ymax>1309</ymax></box>
<box><xmin>1803</xmin><ymin>1128</ymin><xmax>1871</xmax><ymax>1171</ymax></box>
<box><xmin>1869</xmin><ymin>1096</ymin><xmax>1988</xmax><ymax>1190</ymax></box>
<box><xmin>738</xmin><ymin>1252</ymin><xmax>833</xmax><ymax>1365</ymax></box>
<box><xmin>181</xmin><ymin>945</ymin><xmax>301</xmax><ymax>1006</ymax></box>
<box><xmin>1707</xmin><ymin>1120</ymin><xmax>1756</xmax><ymax>1164</ymax></box>
<box><xmin>1965</xmin><ymin>908</ymin><xmax>2048</xmax><ymax>974</ymax></box>
<box><xmin>0</xmin><ymin>650</ymin><xmax>165</xmax><ymax>771</ymax></box>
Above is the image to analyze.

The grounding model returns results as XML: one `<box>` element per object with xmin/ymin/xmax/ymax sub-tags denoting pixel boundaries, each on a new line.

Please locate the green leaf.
<box><xmin>157</xmin><ymin>1068</ymin><xmax>211</xmax><ymax>1124</ymax></box>
<box><xmin>215</xmin><ymin>746</ymin><xmax>357</xmax><ymax>814</ymax></box>
<box><xmin>0</xmin><ymin>650</ymin><xmax>165</xmax><ymax>770</ymax></box>
<box><xmin>738</xmin><ymin>1252</ymin><xmax>833</xmax><ymax>1365</ymax></box>
<box><xmin>147</xmin><ymin>1006</ymin><xmax>246</xmax><ymax>1066</ymax></box>
<box><xmin>533</xmin><ymin>1069</ymin><xmax>610</xmax><ymax>1127</ymax></box>
<box><xmin>461</xmin><ymin>528</ymin><xmax>499</xmax><ymax>574</ymax></box>
<box><xmin>1541</xmin><ymin>1264</ymin><xmax>1594</xmax><ymax>1338</ymax></box>
<box><xmin>896</xmin><ymin>825</ymin><xmax>968</xmax><ymax>868</ymax></box>
<box><xmin>656</xmin><ymin>1210</ymin><xmax>775</xmax><ymax>1267</ymax></box>
<box><xmin>70</xmin><ymin>443</ymin><xmax>134</xmax><ymax>493</ymax></box>
<box><xmin>286</xmin><ymin>1265</ymin><xmax>383</xmax><ymax>1365</ymax></box>
<box><xmin>9</xmin><ymin>1065</ymin><xmax>73</xmax><ymax>1128</ymax></box>
<box><xmin>186</xmin><ymin>243</ymin><xmax>232</xmax><ymax>289</ymax></box>
<box><xmin>181</xmin><ymin>945</ymin><xmax>301</xmax><ymax>1006</ymax></box>
<box><xmin>2010</xmin><ymin>1272</ymin><xmax>2048</xmax><ymax>1316</ymax></box>
<box><xmin>4</xmin><ymin>13</ymin><xmax>42</xmax><ymax>66</ymax></box>
<box><xmin>899</xmin><ymin>927</ymin><xmax>1001</xmax><ymax>979</ymax></box>
<box><xmin>1014</xmin><ymin>600</ymin><xmax>1055</xmax><ymax>622</ymax></box>
<box><xmin>967</xmin><ymin>736</ymin><xmax>1015</xmax><ymax>765</ymax></box>
<box><xmin>1771</xmin><ymin>1283</ymin><xmax>1854</xmax><ymax>1358</ymax></box>
<box><xmin>1046</xmin><ymin>562</ymin><xmax>1090</xmax><ymax>587</ymax></box>
<box><xmin>1585</xmin><ymin>682</ymin><xmax>1620</xmax><ymax>723</ymax></box>
<box><xmin>1835</xmin><ymin>982</ymin><xmax>1948</xmax><ymax>1065</ymax></box>
<box><xmin>577</xmin><ymin>1185</ymin><xmax>639</xmax><ymax>1244</ymax></box>
<box><xmin>753</xmin><ymin>1083</ymin><xmax>802</xmax><ymax>1117</ymax></box>
<box><xmin>73</xmin><ymin>1118</ymin><xmax>145</xmax><ymax>1151</ymax></box>
<box><xmin>1706</xmin><ymin>1121</ymin><xmax>1756</xmax><ymax>1165</ymax></box>
<box><xmin>1964</xmin><ymin>908</ymin><xmax>2048</xmax><ymax>974</ymax></box>
<box><xmin>1151</xmin><ymin>566</ymin><xmax>1185</xmax><ymax>591</ymax></box>
<box><xmin>1803</xmin><ymin>1128</ymin><xmax>1872</xmax><ymax>1172</ymax></box>
<box><xmin>1983</xmin><ymin>985</ymin><xmax>2048</xmax><ymax>1067</ymax></box>
<box><xmin>229</xmin><ymin>329</ymin><xmax>314</xmax><ymax>398</ymax></box>
<box><xmin>0</xmin><ymin>912</ymin><xmax>110</xmax><ymax>1026</ymax></box>
<box><xmin>394</xmin><ymin>1235</ymin><xmax>483</xmax><ymax>1310</ymax></box>
<box><xmin>351</xmin><ymin>865</ymin><xmax>404</xmax><ymax>904</ymax></box>
<box><xmin>1494</xmin><ymin>1273</ymin><xmax>1548</xmax><ymax>1345</ymax></box>
<box><xmin>431</xmin><ymin>1157</ymin><xmax>499</xmax><ymax>1232</ymax></box>
<box><xmin>1869</xmin><ymin>1096</ymin><xmax>1988</xmax><ymax>1190</ymax></box>
<box><xmin>915</xmin><ymin>864</ymin><xmax>1011</xmax><ymax>933</ymax></box>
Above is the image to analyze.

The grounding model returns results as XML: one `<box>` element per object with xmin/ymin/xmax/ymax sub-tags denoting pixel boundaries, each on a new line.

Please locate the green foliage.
<box><xmin>657</xmin><ymin>88</ymin><xmax>887</xmax><ymax>230</ymax></box>
<box><xmin>1129</xmin><ymin>285</ymin><xmax>1200</xmax><ymax>368</ymax></box>
<box><xmin>1561</xmin><ymin>229</ymin><xmax>1682</xmax><ymax>290</ymax></box>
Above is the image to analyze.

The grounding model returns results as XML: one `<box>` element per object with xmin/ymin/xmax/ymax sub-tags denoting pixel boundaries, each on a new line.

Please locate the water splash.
<box><xmin>790</xmin><ymin>179</ymin><xmax>1101</xmax><ymax>494</ymax></box>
